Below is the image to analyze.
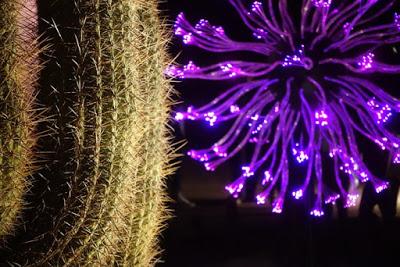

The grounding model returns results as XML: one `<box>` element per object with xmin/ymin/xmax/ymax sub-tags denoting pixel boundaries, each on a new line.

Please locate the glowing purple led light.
<box><xmin>367</xmin><ymin>98</ymin><xmax>392</xmax><ymax>124</ymax></box>
<box><xmin>165</xmin><ymin>65</ymin><xmax>184</xmax><ymax>78</ymax></box>
<box><xmin>174</xmin><ymin>27</ymin><xmax>184</xmax><ymax>36</ymax></box>
<box><xmin>357</xmin><ymin>52</ymin><xmax>375</xmax><ymax>70</ymax></box>
<box><xmin>225</xmin><ymin>177</ymin><xmax>246</xmax><ymax>198</ymax></box>
<box><xmin>344</xmin><ymin>193</ymin><xmax>359</xmax><ymax>208</ymax></box>
<box><xmin>375</xmin><ymin>138</ymin><xmax>387</xmax><ymax>151</ymax></box>
<box><xmin>250</xmin><ymin>1</ymin><xmax>263</xmax><ymax>13</ymax></box>
<box><xmin>187</xmin><ymin>150</ymin><xmax>209</xmax><ymax>162</ymax></box>
<box><xmin>310</xmin><ymin>208</ymin><xmax>325</xmax><ymax>217</ymax></box>
<box><xmin>230</xmin><ymin>105</ymin><xmax>240</xmax><ymax>113</ymax></box>
<box><xmin>175</xmin><ymin>112</ymin><xmax>185</xmax><ymax>121</ymax></box>
<box><xmin>204</xmin><ymin>112</ymin><xmax>218</xmax><ymax>126</ymax></box>
<box><xmin>184</xmin><ymin>61</ymin><xmax>200</xmax><ymax>72</ymax></box>
<box><xmin>395</xmin><ymin>13</ymin><xmax>400</xmax><ymax>31</ymax></box>
<box><xmin>282</xmin><ymin>46</ymin><xmax>313</xmax><ymax>70</ymax></box>
<box><xmin>312</xmin><ymin>0</ymin><xmax>332</xmax><ymax>8</ymax></box>
<box><xmin>292</xmin><ymin>143</ymin><xmax>309</xmax><ymax>163</ymax></box>
<box><xmin>170</xmin><ymin>0</ymin><xmax>400</xmax><ymax>217</ymax></box>
<box><xmin>394</xmin><ymin>153</ymin><xmax>400</xmax><ymax>164</ymax></box>
<box><xmin>256</xmin><ymin>193</ymin><xmax>267</xmax><ymax>205</ymax></box>
<box><xmin>220</xmin><ymin>63</ymin><xmax>241</xmax><ymax>78</ymax></box>
<box><xmin>272</xmin><ymin>198</ymin><xmax>283</xmax><ymax>214</ymax></box>
<box><xmin>360</xmin><ymin>172</ymin><xmax>369</xmax><ymax>182</ymax></box>
<box><xmin>242</xmin><ymin>166</ymin><xmax>255</xmax><ymax>177</ymax></box>
<box><xmin>315</xmin><ymin>110</ymin><xmax>328</xmax><ymax>126</ymax></box>
<box><xmin>262</xmin><ymin>171</ymin><xmax>272</xmax><ymax>185</ymax></box>
<box><xmin>213</xmin><ymin>145</ymin><xmax>228</xmax><ymax>158</ymax></box>
<box><xmin>339</xmin><ymin>157</ymin><xmax>359</xmax><ymax>174</ymax></box>
<box><xmin>195</xmin><ymin>19</ymin><xmax>210</xmax><ymax>30</ymax></box>
<box><xmin>183</xmin><ymin>33</ymin><xmax>194</xmax><ymax>45</ymax></box>
<box><xmin>375</xmin><ymin>181</ymin><xmax>389</xmax><ymax>194</ymax></box>
<box><xmin>292</xmin><ymin>189</ymin><xmax>304</xmax><ymax>200</ymax></box>
<box><xmin>325</xmin><ymin>194</ymin><xmax>340</xmax><ymax>205</ymax></box>
<box><xmin>253</xmin><ymin>28</ymin><xmax>267</xmax><ymax>40</ymax></box>
<box><xmin>204</xmin><ymin>162</ymin><xmax>215</xmax><ymax>172</ymax></box>
<box><xmin>174</xmin><ymin>12</ymin><xmax>185</xmax><ymax>35</ymax></box>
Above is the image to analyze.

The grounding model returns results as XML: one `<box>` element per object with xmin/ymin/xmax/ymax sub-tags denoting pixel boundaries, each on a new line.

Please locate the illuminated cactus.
<box><xmin>1</xmin><ymin>0</ymin><xmax>174</xmax><ymax>265</ymax></box>
<box><xmin>169</xmin><ymin>0</ymin><xmax>400</xmax><ymax>216</ymax></box>
<box><xmin>0</xmin><ymin>0</ymin><xmax>39</xmax><ymax>240</ymax></box>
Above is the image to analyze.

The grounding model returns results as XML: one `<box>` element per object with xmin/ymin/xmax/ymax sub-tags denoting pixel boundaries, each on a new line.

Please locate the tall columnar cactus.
<box><xmin>127</xmin><ymin>2</ymin><xmax>176</xmax><ymax>265</ymax></box>
<box><xmin>1</xmin><ymin>0</ymin><xmax>174</xmax><ymax>265</ymax></box>
<box><xmin>0</xmin><ymin>0</ymin><xmax>39</xmax><ymax>240</ymax></box>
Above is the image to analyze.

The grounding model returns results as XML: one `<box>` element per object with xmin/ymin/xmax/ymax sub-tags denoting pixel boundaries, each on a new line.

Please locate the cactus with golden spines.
<box><xmin>0</xmin><ymin>0</ymin><xmax>174</xmax><ymax>266</ymax></box>
<box><xmin>0</xmin><ymin>0</ymin><xmax>40</xmax><ymax>241</ymax></box>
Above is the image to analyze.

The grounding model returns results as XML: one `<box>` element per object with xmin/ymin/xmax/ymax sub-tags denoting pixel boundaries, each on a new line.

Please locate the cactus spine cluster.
<box><xmin>0</xmin><ymin>0</ymin><xmax>174</xmax><ymax>266</ymax></box>
<box><xmin>0</xmin><ymin>0</ymin><xmax>39</xmax><ymax>241</ymax></box>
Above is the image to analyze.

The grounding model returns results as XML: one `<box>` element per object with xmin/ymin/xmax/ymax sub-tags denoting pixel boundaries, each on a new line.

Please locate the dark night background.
<box><xmin>159</xmin><ymin>1</ymin><xmax>400</xmax><ymax>267</ymax></box>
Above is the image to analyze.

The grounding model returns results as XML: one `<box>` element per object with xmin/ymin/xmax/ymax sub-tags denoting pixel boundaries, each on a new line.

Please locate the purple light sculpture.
<box><xmin>168</xmin><ymin>0</ymin><xmax>400</xmax><ymax>217</ymax></box>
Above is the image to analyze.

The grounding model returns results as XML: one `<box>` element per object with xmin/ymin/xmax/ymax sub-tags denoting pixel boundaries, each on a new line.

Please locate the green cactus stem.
<box><xmin>2</xmin><ymin>0</ymin><xmax>175</xmax><ymax>265</ymax></box>
<box><xmin>0</xmin><ymin>0</ymin><xmax>39</xmax><ymax>241</ymax></box>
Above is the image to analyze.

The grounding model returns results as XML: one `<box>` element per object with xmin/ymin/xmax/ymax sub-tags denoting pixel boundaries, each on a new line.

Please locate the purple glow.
<box><xmin>230</xmin><ymin>105</ymin><xmax>240</xmax><ymax>113</ymax></box>
<box><xmin>204</xmin><ymin>112</ymin><xmax>218</xmax><ymax>126</ymax></box>
<box><xmin>253</xmin><ymin>28</ymin><xmax>267</xmax><ymax>40</ymax></box>
<box><xmin>251</xmin><ymin>1</ymin><xmax>262</xmax><ymax>12</ymax></box>
<box><xmin>312</xmin><ymin>0</ymin><xmax>332</xmax><ymax>8</ymax></box>
<box><xmin>184</xmin><ymin>61</ymin><xmax>200</xmax><ymax>72</ymax></box>
<box><xmin>256</xmin><ymin>193</ymin><xmax>267</xmax><ymax>205</ymax></box>
<box><xmin>187</xmin><ymin>150</ymin><xmax>209</xmax><ymax>162</ymax></box>
<box><xmin>395</xmin><ymin>13</ymin><xmax>400</xmax><ymax>31</ymax></box>
<box><xmin>174</xmin><ymin>112</ymin><xmax>185</xmax><ymax>121</ymax></box>
<box><xmin>213</xmin><ymin>145</ymin><xmax>228</xmax><ymax>158</ymax></box>
<box><xmin>165</xmin><ymin>65</ymin><xmax>184</xmax><ymax>79</ymax></box>
<box><xmin>374</xmin><ymin>180</ymin><xmax>389</xmax><ymax>193</ymax></box>
<box><xmin>220</xmin><ymin>63</ymin><xmax>242</xmax><ymax>78</ymax></box>
<box><xmin>282</xmin><ymin>45</ymin><xmax>314</xmax><ymax>70</ymax></box>
<box><xmin>272</xmin><ymin>198</ymin><xmax>283</xmax><ymax>214</ymax></box>
<box><xmin>204</xmin><ymin>162</ymin><xmax>215</xmax><ymax>172</ymax></box>
<box><xmin>242</xmin><ymin>165</ymin><xmax>255</xmax><ymax>177</ymax></box>
<box><xmin>292</xmin><ymin>143</ymin><xmax>309</xmax><ymax>163</ymax></box>
<box><xmin>325</xmin><ymin>194</ymin><xmax>340</xmax><ymax>205</ymax></box>
<box><xmin>292</xmin><ymin>189</ymin><xmax>304</xmax><ymax>200</ymax></box>
<box><xmin>367</xmin><ymin>98</ymin><xmax>392</xmax><ymax>124</ymax></box>
<box><xmin>344</xmin><ymin>193</ymin><xmax>359</xmax><ymax>208</ymax></box>
<box><xmin>310</xmin><ymin>208</ymin><xmax>325</xmax><ymax>217</ymax></box>
<box><xmin>262</xmin><ymin>171</ymin><xmax>272</xmax><ymax>185</ymax></box>
<box><xmin>360</xmin><ymin>172</ymin><xmax>369</xmax><ymax>183</ymax></box>
<box><xmin>183</xmin><ymin>33</ymin><xmax>194</xmax><ymax>45</ymax></box>
<box><xmin>315</xmin><ymin>110</ymin><xmax>329</xmax><ymax>126</ymax></box>
<box><xmin>169</xmin><ymin>0</ymin><xmax>400</xmax><ymax>216</ymax></box>
<box><xmin>357</xmin><ymin>52</ymin><xmax>375</xmax><ymax>70</ymax></box>
<box><xmin>225</xmin><ymin>177</ymin><xmax>246</xmax><ymax>198</ymax></box>
<box><xmin>394</xmin><ymin>152</ymin><xmax>400</xmax><ymax>164</ymax></box>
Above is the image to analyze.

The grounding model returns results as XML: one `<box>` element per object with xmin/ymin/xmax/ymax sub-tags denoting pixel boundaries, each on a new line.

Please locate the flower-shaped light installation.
<box><xmin>167</xmin><ymin>0</ymin><xmax>400</xmax><ymax>216</ymax></box>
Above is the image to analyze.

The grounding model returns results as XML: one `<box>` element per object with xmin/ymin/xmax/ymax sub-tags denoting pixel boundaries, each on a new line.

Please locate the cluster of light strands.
<box><xmin>167</xmin><ymin>0</ymin><xmax>400</xmax><ymax>217</ymax></box>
